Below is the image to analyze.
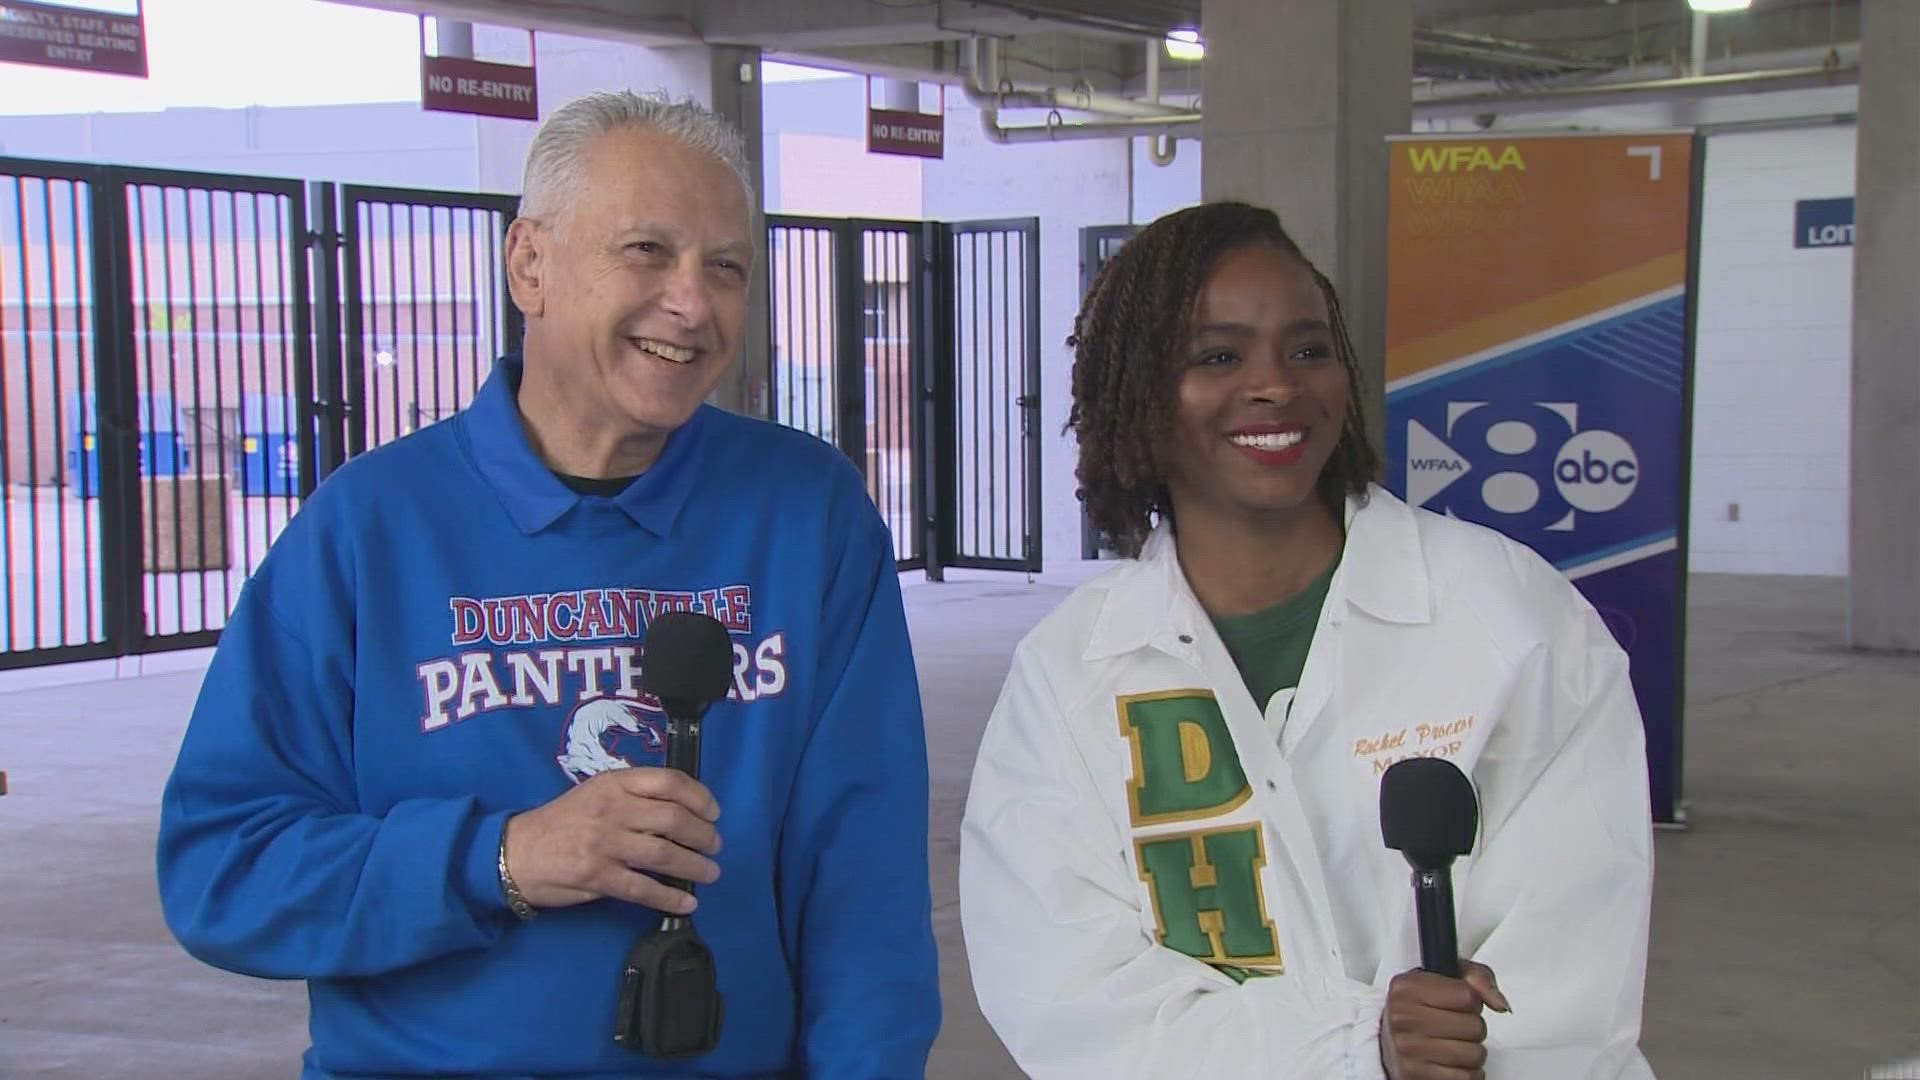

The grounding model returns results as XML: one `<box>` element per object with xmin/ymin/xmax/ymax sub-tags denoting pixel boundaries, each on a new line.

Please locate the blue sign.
<box><xmin>1794</xmin><ymin>197</ymin><xmax>1854</xmax><ymax>248</ymax></box>
<box><xmin>1388</xmin><ymin>296</ymin><xmax>1685</xmax><ymax>572</ymax></box>
<box><xmin>1386</xmin><ymin>295</ymin><xmax>1690</xmax><ymax>823</ymax></box>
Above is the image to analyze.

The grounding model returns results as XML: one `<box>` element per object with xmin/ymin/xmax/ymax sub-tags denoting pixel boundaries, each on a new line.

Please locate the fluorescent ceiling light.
<box><xmin>1687</xmin><ymin>0</ymin><xmax>1752</xmax><ymax>12</ymax></box>
<box><xmin>1164</xmin><ymin>29</ymin><xmax>1204</xmax><ymax>61</ymax></box>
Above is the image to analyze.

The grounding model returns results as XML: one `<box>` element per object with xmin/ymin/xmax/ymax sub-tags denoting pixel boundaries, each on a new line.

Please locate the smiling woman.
<box><xmin>960</xmin><ymin>199</ymin><xmax>1661</xmax><ymax>1080</ymax></box>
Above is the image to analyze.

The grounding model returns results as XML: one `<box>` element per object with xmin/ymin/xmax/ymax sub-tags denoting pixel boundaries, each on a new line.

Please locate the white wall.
<box><xmin>0</xmin><ymin>104</ymin><xmax>482</xmax><ymax>190</ymax></box>
<box><xmin>1690</xmin><ymin>124</ymin><xmax>1855</xmax><ymax>575</ymax></box>
<box><xmin>1130</xmin><ymin>135</ymin><xmax>1201</xmax><ymax>223</ymax></box>
<box><xmin>473</xmin><ymin>29</ymin><xmax>713</xmax><ymax>196</ymax></box>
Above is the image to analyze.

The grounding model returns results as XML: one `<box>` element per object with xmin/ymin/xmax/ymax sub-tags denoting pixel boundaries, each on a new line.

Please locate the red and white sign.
<box><xmin>868</xmin><ymin>107</ymin><xmax>944</xmax><ymax>159</ymax></box>
<box><xmin>422</xmin><ymin>53</ymin><xmax>538</xmax><ymax>121</ymax></box>
<box><xmin>0</xmin><ymin>0</ymin><xmax>147</xmax><ymax>78</ymax></box>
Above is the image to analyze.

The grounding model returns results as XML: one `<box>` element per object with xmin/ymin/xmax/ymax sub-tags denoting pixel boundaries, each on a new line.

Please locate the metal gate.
<box><xmin>1078</xmin><ymin>224</ymin><xmax>1139</xmax><ymax>559</ymax></box>
<box><xmin>766</xmin><ymin>216</ymin><xmax>929</xmax><ymax>568</ymax></box>
<box><xmin>335</xmin><ymin>185</ymin><xmax>520</xmax><ymax>462</ymax></box>
<box><xmin>3</xmin><ymin>158</ymin><xmax>1040</xmax><ymax>670</ymax></box>
<box><xmin>0</xmin><ymin>158</ymin><xmax>313</xmax><ymax>669</ymax></box>
<box><xmin>942</xmin><ymin>219</ymin><xmax>1041</xmax><ymax>573</ymax></box>
<box><xmin>0</xmin><ymin>158</ymin><xmax>518</xmax><ymax>671</ymax></box>
<box><xmin>767</xmin><ymin>214</ymin><xmax>1040</xmax><ymax>576</ymax></box>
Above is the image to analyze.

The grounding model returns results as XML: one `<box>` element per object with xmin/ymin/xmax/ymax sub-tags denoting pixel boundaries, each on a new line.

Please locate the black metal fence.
<box><xmin>1078</xmin><ymin>224</ymin><xmax>1138</xmax><ymax>559</ymax></box>
<box><xmin>1</xmin><ymin>161</ymin><xmax>106</xmax><ymax>663</ymax></box>
<box><xmin>340</xmin><ymin>185</ymin><xmax>521</xmax><ymax>458</ymax></box>
<box><xmin>1</xmin><ymin>155</ymin><xmax>1040</xmax><ymax>671</ymax></box>
<box><xmin>0</xmin><ymin>158</ymin><xmax>513</xmax><ymax>670</ymax></box>
<box><xmin>945</xmin><ymin>219</ymin><xmax>1041</xmax><ymax>573</ymax></box>
<box><xmin>120</xmin><ymin>169</ymin><xmax>313</xmax><ymax>648</ymax></box>
<box><xmin>0</xmin><ymin>160</ymin><xmax>321</xmax><ymax>668</ymax></box>
<box><xmin>769</xmin><ymin>213</ymin><xmax>1040</xmax><ymax>578</ymax></box>
<box><xmin>767</xmin><ymin>216</ymin><xmax>932</xmax><ymax>568</ymax></box>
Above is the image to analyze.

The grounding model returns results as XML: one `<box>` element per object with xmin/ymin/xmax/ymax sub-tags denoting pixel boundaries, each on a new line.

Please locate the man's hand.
<box><xmin>502</xmin><ymin>768</ymin><xmax>722</xmax><ymax>915</ymax></box>
<box><xmin>1380</xmin><ymin>960</ymin><xmax>1511</xmax><ymax>1080</ymax></box>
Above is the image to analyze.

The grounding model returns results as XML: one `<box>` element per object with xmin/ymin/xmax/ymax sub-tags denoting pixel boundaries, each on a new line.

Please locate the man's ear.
<box><xmin>504</xmin><ymin>218</ymin><xmax>545</xmax><ymax>320</ymax></box>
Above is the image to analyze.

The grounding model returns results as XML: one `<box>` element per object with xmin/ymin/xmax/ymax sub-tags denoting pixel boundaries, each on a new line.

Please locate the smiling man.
<box><xmin>156</xmin><ymin>91</ymin><xmax>940</xmax><ymax>1079</ymax></box>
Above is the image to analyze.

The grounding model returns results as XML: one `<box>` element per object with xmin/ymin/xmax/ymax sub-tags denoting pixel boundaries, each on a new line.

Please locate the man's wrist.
<box><xmin>498</xmin><ymin>818</ymin><xmax>537</xmax><ymax>921</ymax></box>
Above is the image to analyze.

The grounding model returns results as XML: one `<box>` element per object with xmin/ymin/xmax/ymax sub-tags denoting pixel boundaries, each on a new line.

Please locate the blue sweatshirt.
<box><xmin>157</xmin><ymin>357</ymin><xmax>941</xmax><ymax>1078</ymax></box>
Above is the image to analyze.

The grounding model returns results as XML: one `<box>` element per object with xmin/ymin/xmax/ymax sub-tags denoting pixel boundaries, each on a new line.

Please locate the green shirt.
<box><xmin>1208</xmin><ymin>556</ymin><xmax>1340</xmax><ymax>713</ymax></box>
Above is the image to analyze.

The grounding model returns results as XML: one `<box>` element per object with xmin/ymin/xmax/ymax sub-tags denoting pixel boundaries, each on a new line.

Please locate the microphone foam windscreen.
<box><xmin>1379</xmin><ymin>757</ymin><xmax>1480</xmax><ymax>869</ymax></box>
<box><xmin>641</xmin><ymin>612</ymin><xmax>735</xmax><ymax>709</ymax></box>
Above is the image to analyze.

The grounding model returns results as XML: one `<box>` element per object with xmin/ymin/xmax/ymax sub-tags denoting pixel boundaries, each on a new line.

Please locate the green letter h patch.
<box><xmin>1136</xmin><ymin>826</ymin><xmax>1282</xmax><ymax>967</ymax></box>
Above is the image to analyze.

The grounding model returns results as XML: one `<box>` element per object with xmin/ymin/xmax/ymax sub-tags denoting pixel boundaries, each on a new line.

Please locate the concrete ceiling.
<box><xmin>336</xmin><ymin>0</ymin><xmax>1860</xmax><ymax>99</ymax></box>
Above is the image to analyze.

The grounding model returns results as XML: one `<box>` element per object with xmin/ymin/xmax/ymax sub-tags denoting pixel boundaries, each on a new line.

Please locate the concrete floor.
<box><xmin>0</xmin><ymin>569</ymin><xmax>1914</xmax><ymax>1078</ymax></box>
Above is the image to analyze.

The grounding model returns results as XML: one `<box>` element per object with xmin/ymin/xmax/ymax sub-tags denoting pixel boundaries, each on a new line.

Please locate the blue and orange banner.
<box><xmin>1383</xmin><ymin>132</ymin><xmax>1695</xmax><ymax>824</ymax></box>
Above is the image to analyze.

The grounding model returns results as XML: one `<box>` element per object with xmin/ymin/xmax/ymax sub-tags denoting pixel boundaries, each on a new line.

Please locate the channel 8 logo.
<box><xmin>1407</xmin><ymin>401</ymin><xmax>1639</xmax><ymax>532</ymax></box>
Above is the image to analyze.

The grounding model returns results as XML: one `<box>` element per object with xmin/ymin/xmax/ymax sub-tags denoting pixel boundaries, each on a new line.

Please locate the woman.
<box><xmin>959</xmin><ymin>202</ymin><xmax>1655</xmax><ymax>1080</ymax></box>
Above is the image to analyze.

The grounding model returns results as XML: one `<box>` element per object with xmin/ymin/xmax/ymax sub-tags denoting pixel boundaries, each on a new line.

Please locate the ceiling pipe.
<box><xmin>961</xmin><ymin>38</ymin><xmax>1192</xmax><ymax>120</ymax></box>
<box><xmin>981</xmin><ymin>110</ymin><xmax>1201</xmax><ymax>145</ymax></box>
<box><xmin>1143</xmin><ymin>38</ymin><xmax>1179</xmax><ymax>166</ymax></box>
<box><xmin>1145</xmin><ymin>35</ymin><xmax>1159</xmax><ymax>104</ymax></box>
<box><xmin>1413</xmin><ymin>61</ymin><xmax>1858</xmax><ymax>119</ymax></box>
<box><xmin>1691</xmin><ymin>11</ymin><xmax>1711</xmax><ymax>79</ymax></box>
<box><xmin>978</xmin><ymin>55</ymin><xmax>1859</xmax><ymax>144</ymax></box>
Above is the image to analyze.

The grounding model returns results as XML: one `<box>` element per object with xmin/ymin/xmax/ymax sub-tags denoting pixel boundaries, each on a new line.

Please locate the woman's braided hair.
<box><xmin>1066</xmin><ymin>201</ymin><xmax>1381</xmax><ymax>557</ymax></box>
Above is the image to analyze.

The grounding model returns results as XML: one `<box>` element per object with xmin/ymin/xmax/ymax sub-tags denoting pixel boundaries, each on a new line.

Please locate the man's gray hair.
<box><xmin>518</xmin><ymin>90</ymin><xmax>756</xmax><ymax>223</ymax></box>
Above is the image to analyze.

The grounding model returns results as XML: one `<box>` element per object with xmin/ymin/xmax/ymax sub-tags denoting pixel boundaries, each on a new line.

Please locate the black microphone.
<box><xmin>638</xmin><ymin>611</ymin><xmax>734</xmax><ymax>898</ymax></box>
<box><xmin>1379</xmin><ymin>757</ymin><xmax>1479</xmax><ymax>978</ymax></box>
<box><xmin>616</xmin><ymin>610</ymin><xmax>734</xmax><ymax>1059</ymax></box>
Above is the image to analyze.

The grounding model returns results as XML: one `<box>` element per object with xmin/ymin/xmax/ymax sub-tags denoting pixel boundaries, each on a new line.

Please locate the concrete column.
<box><xmin>433</xmin><ymin>19</ymin><xmax>474</xmax><ymax>60</ymax></box>
<box><xmin>1848</xmin><ymin>0</ymin><xmax>1920</xmax><ymax>652</ymax></box>
<box><xmin>474</xmin><ymin>34</ymin><xmax>714</xmax><ymax>195</ymax></box>
<box><xmin>708</xmin><ymin>46</ymin><xmax>769</xmax><ymax>418</ymax></box>
<box><xmin>874</xmin><ymin>77</ymin><xmax>920</xmax><ymax>113</ymax></box>
<box><xmin>1201</xmin><ymin>0</ymin><xmax>1412</xmax><ymax>450</ymax></box>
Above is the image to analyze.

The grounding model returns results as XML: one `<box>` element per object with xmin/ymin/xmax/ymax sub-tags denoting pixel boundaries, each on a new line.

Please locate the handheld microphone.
<box><xmin>1379</xmin><ymin>757</ymin><xmax>1479</xmax><ymax>978</ymax></box>
<box><xmin>616</xmin><ymin>610</ymin><xmax>734</xmax><ymax>1059</ymax></box>
<box><xmin>638</xmin><ymin>611</ymin><xmax>734</xmax><ymax>897</ymax></box>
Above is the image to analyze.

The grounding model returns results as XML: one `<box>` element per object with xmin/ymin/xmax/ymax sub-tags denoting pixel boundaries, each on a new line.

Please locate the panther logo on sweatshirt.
<box><xmin>555</xmin><ymin>697</ymin><xmax>668</xmax><ymax>782</ymax></box>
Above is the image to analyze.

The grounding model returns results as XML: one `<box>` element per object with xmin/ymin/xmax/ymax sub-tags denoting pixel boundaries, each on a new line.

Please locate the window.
<box><xmin>863</xmin><ymin>281</ymin><xmax>907</xmax><ymax>342</ymax></box>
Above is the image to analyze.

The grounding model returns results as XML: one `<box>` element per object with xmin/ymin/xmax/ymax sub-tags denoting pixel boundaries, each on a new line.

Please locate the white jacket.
<box><xmin>960</xmin><ymin>487</ymin><xmax>1655</xmax><ymax>1080</ymax></box>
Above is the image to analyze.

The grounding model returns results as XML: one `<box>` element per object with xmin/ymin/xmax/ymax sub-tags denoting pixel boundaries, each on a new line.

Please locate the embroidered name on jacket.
<box><xmin>1117</xmin><ymin>689</ymin><xmax>1284</xmax><ymax>979</ymax></box>
<box><xmin>415</xmin><ymin>586</ymin><xmax>788</xmax><ymax>746</ymax></box>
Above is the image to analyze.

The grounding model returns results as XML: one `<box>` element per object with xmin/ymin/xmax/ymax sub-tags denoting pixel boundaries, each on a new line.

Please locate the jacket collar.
<box><xmin>458</xmin><ymin>355</ymin><xmax>708</xmax><ymax>537</ymax></box>
<box><xmin>1083</xmin><ymin>485</ymin><xmax>1433</xmax><ymax>662</ymax></box>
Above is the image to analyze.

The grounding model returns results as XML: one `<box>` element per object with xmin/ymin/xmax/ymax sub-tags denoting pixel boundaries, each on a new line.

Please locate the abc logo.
<box><xmin>1554</xmin><ymin>431</ymin><xmax>1638</xmax><ymax>513</ymax></box>
<box><xmin>1405</xmin><ymin>402</ymin><xmax>1642</xmax><ymax>531</ymax></box>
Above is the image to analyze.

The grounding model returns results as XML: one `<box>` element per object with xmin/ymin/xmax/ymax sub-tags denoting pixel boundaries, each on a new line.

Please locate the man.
<box><xmin>157</xmin><ymin>90</ymin><xmax>940</xmax><ymax>1079</ymax></box>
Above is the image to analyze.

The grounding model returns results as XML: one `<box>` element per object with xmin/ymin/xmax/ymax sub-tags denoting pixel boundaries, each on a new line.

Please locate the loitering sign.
<box><xmin>1383</xmin><ymin>132</ymin><xmax>1698</xmax><ymax>825</ymax></box>
<box><xmin>0</xmin><ymin>0</ymin><xmax>147</xmax><ymax>78</ymax></box>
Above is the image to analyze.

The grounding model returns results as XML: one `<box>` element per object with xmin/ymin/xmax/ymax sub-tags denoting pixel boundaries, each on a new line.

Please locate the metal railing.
<box><xmin>1</xmin><ymin>154</ymin><xmax>1038</xmax><ymax>670</ymax></box>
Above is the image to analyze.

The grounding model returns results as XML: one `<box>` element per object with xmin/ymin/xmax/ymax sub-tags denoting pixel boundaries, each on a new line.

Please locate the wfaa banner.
<box><xmin>1383</xmin><ymin>132</ymin><xmax>1697</xmax><ymax>825</ymax></box>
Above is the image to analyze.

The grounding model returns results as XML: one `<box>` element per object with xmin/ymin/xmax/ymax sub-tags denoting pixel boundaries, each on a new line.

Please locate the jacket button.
<box><xmin>1178</xmin><ymin>634</ymin><xmax>1193</xmax><ymax>644</ymax></box>
<box><xmin>1266</xmin><ymin>781</ymin><xmax>1277</xmax><ymax>791</ymax></box>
